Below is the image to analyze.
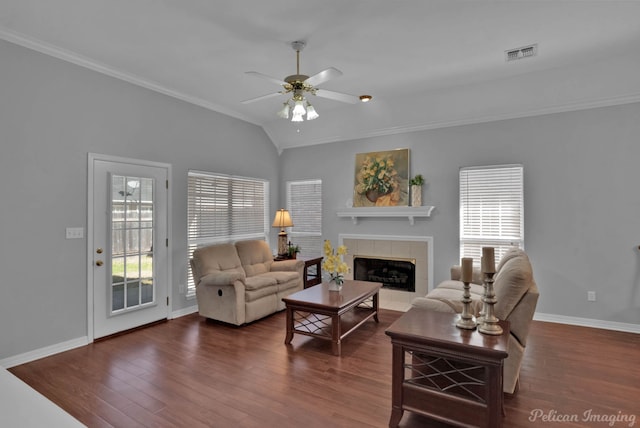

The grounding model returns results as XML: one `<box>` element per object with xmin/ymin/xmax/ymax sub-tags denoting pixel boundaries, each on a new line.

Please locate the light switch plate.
<box><xmin>66</xmin><ymin>227</ymin><xmax>84</xmax><ymax>239</ymax></box>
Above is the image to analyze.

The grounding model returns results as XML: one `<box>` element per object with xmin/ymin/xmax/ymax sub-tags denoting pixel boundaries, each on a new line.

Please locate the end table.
<box><xmin>385</xmin><ymin>308</ymin><xmax>509</xmax><ymax>428</ymax></box>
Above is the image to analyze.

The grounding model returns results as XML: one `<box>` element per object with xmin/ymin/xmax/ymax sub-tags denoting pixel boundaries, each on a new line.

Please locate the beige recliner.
<box><xmin>411</xmin><ymin>248</ymin><xmax>539</xmax><ymax>394</ymax></box>
<box><xmin>190</xmin><ymin>239</ymin><xmax>304</xmax><ymax>325</ymax></box>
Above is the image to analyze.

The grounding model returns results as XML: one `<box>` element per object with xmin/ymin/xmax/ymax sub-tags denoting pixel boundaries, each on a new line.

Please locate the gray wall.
<box><xmin>280</xmin><ymin>102</ymin><xmax>640</xmax><ymax>326</ymax></box>
<box><xmin>0</xmin><ymin>39</ymin><xmax>280</xmax><ymax>359</ymax></box>
<box><xmin>2</xmin><ymin>36</ymin><xmax>639</xmax><ymax>361</ymax></box>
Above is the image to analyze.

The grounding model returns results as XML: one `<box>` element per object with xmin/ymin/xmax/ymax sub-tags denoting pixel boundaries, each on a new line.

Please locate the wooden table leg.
<box><xmin>331</xmin><ymin>314</ymin><xmax>341</xmax><ymax>356</ymax></box>
<box><xmin>487</xmin><ymin>364</ymin><xmax>504</xmax><ymax>428</ymax></box>
<box><xmin>373</xmin><ymin>292</ymin><xmax>379</xmax><ymax>323</ymax></box>
<box><xmin>389</xmin><ymin>343</ymin><xmax>404</xmax><ymax>427</ymax></box>
<box><xmin>284</xmin><ymin>307</ymin><xmax>294</xmax><ymax>344</ymax></box>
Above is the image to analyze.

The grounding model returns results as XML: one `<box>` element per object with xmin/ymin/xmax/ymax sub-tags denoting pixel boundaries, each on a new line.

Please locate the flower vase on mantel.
<box><xmin>410</xmin><ymin>185</ymin><xmax>422</xmax><ymax>207</ymax></box>
<box><xmin>409</xmin><ymin>174</ymin><xmax>425</xmax><ymax>207</ymax></box>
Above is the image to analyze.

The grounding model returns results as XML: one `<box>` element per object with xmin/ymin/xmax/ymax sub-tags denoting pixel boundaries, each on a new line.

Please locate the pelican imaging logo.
<box><xmin>529</xmin><ymin>409</ymin><xmax>636</xmax><ymax>426</ymax></box>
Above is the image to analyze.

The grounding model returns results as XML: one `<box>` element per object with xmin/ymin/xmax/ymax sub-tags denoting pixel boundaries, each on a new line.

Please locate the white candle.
<box><xmin>461</xmin><ymin>258</ymin><xmax>473</xmax><ymax>283</ymax></box>
<box><xmin>482</xmin><ymin>247</ymin><xmax>496</xmax><ymax>273</ymax></box>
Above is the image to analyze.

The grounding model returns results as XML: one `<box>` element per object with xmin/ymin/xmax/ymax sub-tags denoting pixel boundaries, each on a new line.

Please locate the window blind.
<box><xmin>187</xmin><ymin>170</ymin><xmax>269</xmax><ymax>295</ymax></box>
<box><xmin>287</xmin><ymin>180</ymin><xmax>322</xmax><ymax>257</ymax></box>
<box><xmin>459</xmin><ymin>164</ymin><xmax>524</xmax><ymax>266</ymax></box>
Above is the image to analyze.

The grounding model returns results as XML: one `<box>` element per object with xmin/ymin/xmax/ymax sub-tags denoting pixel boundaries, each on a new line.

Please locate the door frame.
<box><xmin>87</xmin><ymin>153</ymin><xmax>173</xmax><ymax>342</ymax></box>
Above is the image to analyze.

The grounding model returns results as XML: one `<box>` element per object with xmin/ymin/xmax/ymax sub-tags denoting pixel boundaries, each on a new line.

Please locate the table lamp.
<box><xmin>272</xmin><ymin>209</ymin><xmax>293</xmax><ymax>257</ymax></box>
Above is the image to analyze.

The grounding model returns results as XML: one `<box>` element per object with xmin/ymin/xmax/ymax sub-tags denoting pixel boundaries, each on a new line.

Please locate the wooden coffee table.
<box><xmin>385</xmin><ymin>308</ymin><xmax>510</xmax><ymax>428</ymax></box>
<box><xmin>282</xmin><ymin>280</ymin><xmax>382</xmax><ymax>356</ymax></box>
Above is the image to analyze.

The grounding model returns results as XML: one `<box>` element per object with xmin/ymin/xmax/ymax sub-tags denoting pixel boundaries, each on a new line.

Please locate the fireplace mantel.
<box><xmin>336</xmin><ymin>206</ymin><xmax>435</xmax><ymax>225</ymax></box>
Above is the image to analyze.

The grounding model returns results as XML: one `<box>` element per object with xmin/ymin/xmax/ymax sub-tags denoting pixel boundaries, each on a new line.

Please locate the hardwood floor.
<box><xmin>9</xmin><ymin>309</ymin><xmax>640</xmax><ymax>427</ymax></box>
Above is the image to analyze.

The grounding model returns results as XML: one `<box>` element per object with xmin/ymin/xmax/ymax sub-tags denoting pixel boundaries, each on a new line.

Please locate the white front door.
<box><xmin>89</xmin><ymin>154</ymin><xmax>170</xmax><ymax>339</ymax></box>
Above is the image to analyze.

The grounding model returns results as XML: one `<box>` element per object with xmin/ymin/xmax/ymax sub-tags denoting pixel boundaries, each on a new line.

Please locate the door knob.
<box><xmin>96</xmin><ymin>248</ymin><xmax>103</xmax><ymax>254</ymax></box>
<box><xmin>96</xmin><ymin>260</ymin><xmax>104</xmax><ymax>266</ymax></box>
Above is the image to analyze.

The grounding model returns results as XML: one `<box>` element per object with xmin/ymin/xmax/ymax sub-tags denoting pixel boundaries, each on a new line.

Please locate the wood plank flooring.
<box><xmin>9</xmin><ymin>309</ymin><xmax>640</xmax><ymax>427</ymax></box>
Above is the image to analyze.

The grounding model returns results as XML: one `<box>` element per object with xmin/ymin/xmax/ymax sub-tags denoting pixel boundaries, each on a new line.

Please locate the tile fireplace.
<box><xmin>353</xmin><ymin>255</ymin><xmax>416</xmax><ymax>292</ymax></box>
<box><xmin>340</xmin><ymin>234</ymin><xmax>433</xmax><ymax>311</ymax></box>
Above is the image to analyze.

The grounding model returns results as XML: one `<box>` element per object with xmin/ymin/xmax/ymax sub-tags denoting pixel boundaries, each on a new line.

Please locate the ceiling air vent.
<box><xmin>505</xmin><ymin>44</ymin><xmax>538</xmax><ymax>62</ymax></box>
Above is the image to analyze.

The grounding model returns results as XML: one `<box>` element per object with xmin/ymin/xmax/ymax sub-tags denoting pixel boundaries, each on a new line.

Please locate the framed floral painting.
<box><xmin>353</xmin><ymin>148</ymin><xmax>410</xmax><ymax>207</ymax></box>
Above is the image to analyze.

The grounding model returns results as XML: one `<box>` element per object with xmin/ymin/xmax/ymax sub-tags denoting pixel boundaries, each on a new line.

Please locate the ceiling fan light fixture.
<box><xmin>245</xmin><ymin>41</ymin><xmax>358</xmax><ymax>123</ymax></box>
<box><xmin>277</xmin><ymin>102</ymin><xmax>290</xmax><ymax>119</ymax></box>
<box><xmin>305</xmin><ymin>102</ymin><xmax>319</xmax><ymax>120</ymax></box>
<box><xmin>292</xmin><ymin>99</ymin><xmax>306</xmax><ymax>117</ymax></box>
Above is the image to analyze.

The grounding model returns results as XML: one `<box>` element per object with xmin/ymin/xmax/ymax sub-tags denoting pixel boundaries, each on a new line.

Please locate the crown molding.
<box><xmin>4</xmin><ymin>25</ymin><xmax>640</xmax><ymax>152</ymax></box>
<box><xmin>275</xmin><ymin>91</ymin><xmax>640</xmax><ymax>150</ymax></box>
<box><xmin>0</xmin><ymin>26</ymin><xmax>259</xmax><ymax>126</ymax></box>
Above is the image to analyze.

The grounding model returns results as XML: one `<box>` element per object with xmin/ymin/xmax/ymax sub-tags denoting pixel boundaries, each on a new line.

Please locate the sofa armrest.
<box><xmin>450</xmin><ymin>265</ymin><xmax>484</xmax><ymax>284</ymax></box>
<box><xmin>271</xmin><ymin>259</ymin><xmax>304</xmax><ymax>272</ymax></box>
<box><xmin>507</xmin><ymin>282</ymin><xmax>539</xmax><ymax>348</ymax></box>
<box><xmin>198</xmin><ymin>270</ymin><xmax>246</xmax><ymax>287</ymax></box>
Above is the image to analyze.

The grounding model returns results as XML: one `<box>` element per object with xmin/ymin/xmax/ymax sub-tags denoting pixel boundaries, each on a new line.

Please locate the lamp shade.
<box><xmin>305</xmin><ymin>103</ymin><xmax>319</xmax><ymax>120</ymax></box>
<box><xmin>272</xmin><ymin>209</ymin><xmax>293</xmax><ymax>229</ymax></box>
<box><xmin>292</xmin><ymin>100</ymin><xmax>306</xmax><ymax>116</ymax></box>
<box><xmin>277</xmin><ymin>102</ymin><xmax>290</xmax><ymax>119</ymax></box>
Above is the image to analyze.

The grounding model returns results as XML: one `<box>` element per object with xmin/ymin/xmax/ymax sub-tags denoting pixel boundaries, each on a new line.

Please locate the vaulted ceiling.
<box><xmin>2</xmin><ymin>1</ymin><xmax>640</xmax><ymax>151</ymax></box>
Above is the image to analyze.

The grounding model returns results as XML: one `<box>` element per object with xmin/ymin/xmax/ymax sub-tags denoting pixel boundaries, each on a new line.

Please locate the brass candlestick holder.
<box><xmin>478</xmin><ymin>271</ymin><xmax>503</xmax><ymax>335</ymax></box>
<box><xmin>456</xmin><ymin>280</ymin><xmax>477</xmax><ymax>330</ymax></box>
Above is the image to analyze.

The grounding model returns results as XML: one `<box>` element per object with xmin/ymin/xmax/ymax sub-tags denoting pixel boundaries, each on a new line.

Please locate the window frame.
<box><xmin>187</xmin><ymin>170</ymin><xmax>269</xmax><ymax>296</ymax></box>
<box><xmin>459</xmin><ymin>164</ymin><xmax>524</xmax><ymax>267</ymax></box>
<box><xmin>286</xmin><ymin>179</ymin><xmax>323</xmax><ymax>258</ymax></box>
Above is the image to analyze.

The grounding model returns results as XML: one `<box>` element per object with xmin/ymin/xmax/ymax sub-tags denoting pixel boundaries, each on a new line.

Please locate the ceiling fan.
<box><xmin>242</xmin><ymin>41</ymin><xmax>363</xmax><ymax>122</ymax></box>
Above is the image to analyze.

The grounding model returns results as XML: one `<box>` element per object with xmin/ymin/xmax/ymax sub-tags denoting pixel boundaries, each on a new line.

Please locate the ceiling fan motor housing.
<box><xmin>284</xmin><ymin>74</ymin><xmax>310</xmax><ymax>84</ymax></box>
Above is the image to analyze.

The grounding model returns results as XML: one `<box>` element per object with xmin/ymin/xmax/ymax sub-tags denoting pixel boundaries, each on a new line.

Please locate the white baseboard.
<box><xmin>0</xmin><ymin>336</ymin><xmax>90</xmax><ymax>369</ymax></box>
<box><xmin>171</xmin><ymin>305</ymin><xmax>199</xmax><ymax>319</ymax></box>
<box><xmin>1</xmin><ymin>307</ymin><xmax>199</xmax><ymax>369</ymax></box>
<box><xmin>534</xmin><ymin>312</ymin><xmax>640</xmax><ymax>334</ymax></box>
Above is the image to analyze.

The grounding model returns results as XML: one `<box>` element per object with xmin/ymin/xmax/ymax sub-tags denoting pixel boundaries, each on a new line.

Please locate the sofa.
<box><xmin>411</xmin><ymin>248</ymin><xmax>539</xmax><ymax>394</ymax></box>
<box><xmin>190</xmin><ymin>239</ymin><xmax>305</xmax><ymax>325</ymax></box>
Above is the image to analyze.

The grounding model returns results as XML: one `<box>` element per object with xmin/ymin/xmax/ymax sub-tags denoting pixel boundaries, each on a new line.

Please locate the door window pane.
<box><xmin>111</xmin><ymin>175</ymin><xmax>155</xmax><ymax>313</ymax></box>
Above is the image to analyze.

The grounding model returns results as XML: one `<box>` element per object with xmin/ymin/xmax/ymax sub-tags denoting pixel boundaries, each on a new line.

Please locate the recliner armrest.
<box><xmin>198</xmin><ymin>270</ymin><xmax>246</xmax><ymax>287</ymax></box>
<box><xmin>271</xmin><ymin>259</ymin><xmax>304</xmax><ymax>272</ymax></box>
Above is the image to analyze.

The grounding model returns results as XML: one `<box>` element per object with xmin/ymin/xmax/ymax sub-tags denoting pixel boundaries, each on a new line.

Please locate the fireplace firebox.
<box><xmin>353</xmin><ymin>256</ymin><xmax>416</xmax><ymax>292</ymax></box>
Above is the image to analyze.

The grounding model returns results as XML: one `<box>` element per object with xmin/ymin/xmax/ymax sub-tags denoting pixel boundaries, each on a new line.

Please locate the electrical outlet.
<box><xmin>587</xmin><ymin>291</ymin><xmax>596</xmax><ymax>302</ymax></box>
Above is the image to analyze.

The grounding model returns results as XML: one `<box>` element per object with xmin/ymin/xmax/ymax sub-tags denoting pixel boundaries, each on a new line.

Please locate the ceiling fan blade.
<box><xmin>241</xmin><ymin>92</ymin><xmax>282</xmax><ymax>104</ymax></box>
<box><xmin>304</xmin><ymin>67</ymin><xmax>343</xmax><ymax>87</ymax></box>
<box><xmin>314</xmin><ymin>89</ymin><xmax>359</xmax><ymax>104</ymax></box>
<box><xmin>245</xmin><ymin>71</ymin><xmax>287</xmax><ymax>86</ymax></box>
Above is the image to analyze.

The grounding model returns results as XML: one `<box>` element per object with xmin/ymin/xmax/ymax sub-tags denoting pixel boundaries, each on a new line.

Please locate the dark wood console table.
<box><xmin>385</xmin><ymin>309</ymin><xmax>509</xmax><ymax>428</ymax></box>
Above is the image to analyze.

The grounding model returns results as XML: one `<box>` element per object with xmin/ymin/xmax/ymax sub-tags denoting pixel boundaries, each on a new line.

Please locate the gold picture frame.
<box><xmin>353</xmin><ymin>148</ymin><xmax>410</xmax><ymax>207</ymax></box>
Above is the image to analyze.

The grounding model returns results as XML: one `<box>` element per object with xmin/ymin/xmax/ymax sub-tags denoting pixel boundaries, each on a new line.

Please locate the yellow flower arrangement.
<box><xmin>322</xmin><ymin>240</ymin><xmax>349</xmax><ymax>285</ymax></box>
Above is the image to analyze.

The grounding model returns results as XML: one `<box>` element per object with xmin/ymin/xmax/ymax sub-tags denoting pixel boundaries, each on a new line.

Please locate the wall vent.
<box><xmin>505</xmin><ymin>44</ymin><xmax>538</xmax><ymax>62</ymax></box>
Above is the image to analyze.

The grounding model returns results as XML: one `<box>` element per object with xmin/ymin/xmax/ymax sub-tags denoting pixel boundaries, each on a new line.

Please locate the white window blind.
<box><xmin>287</xmin><ymin>180</ymin><xmax>322</xmax><ymax>257</ymax></box>
<box><xmin>460</xmin><ymin>164</ymin><xmax>524</xmax><ymax>267</ymax></box>
<box><xmin>187</xmin><ymin>170</ymin><xmax>269</xmax><ymax>295</ymax></box>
